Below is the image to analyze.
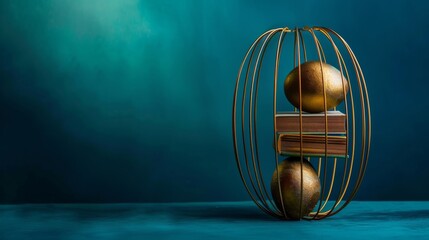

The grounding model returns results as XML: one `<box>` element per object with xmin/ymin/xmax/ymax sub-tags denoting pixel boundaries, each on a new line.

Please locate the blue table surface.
<box><xmin>0</xmin><ymin>201</ymin><xmax>428</xmax><ymax>239</ymax></box>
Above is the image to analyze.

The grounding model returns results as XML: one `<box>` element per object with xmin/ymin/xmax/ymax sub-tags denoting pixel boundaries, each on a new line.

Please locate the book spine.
<box><xmin>277</xmin><ymin>134</ymin><xmax>347</xmax><ymax>157</ymax></box>
<box><xmin>275</xmin><ymin>115</ymin><xmax>346</xmax><ymax>133</ymax></box>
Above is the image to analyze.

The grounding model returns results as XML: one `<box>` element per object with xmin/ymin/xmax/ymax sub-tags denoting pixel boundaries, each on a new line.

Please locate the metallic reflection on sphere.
<box><xmin>271</xmin><ymin>157</ymin><xmax>321</xmax><ymax>219</ymax></box>
<box><xmin>284</xmin><ymin>61</ymin><xmax>349</xmax><ymax>113</ymax></box>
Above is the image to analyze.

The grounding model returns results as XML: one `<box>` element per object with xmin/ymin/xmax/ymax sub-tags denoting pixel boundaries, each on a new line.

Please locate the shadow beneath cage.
<box><xmin>173</xmin><ymin>204</ymin><xmax>279</xmax><ymax>222</ymax></box>
<box><xmin>346</xmin><ymin>210</ymin><xmax>429</xmax><ymax>221</ymax></box>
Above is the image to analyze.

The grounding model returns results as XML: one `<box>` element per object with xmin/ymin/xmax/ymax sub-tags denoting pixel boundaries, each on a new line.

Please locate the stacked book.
<box><xmin>275</xmin><ymin>111</ymin><xmax>347</xmax><ymax>157</ymax></box>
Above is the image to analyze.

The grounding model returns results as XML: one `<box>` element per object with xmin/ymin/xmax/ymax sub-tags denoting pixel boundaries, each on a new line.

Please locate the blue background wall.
<box><xmin>0</xmin><ymin>0</ymin><xmax>428</xmax><ymax>203</ymax></box>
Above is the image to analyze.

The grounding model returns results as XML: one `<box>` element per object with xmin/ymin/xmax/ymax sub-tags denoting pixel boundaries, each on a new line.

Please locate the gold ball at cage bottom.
<box><xmin>271</xmin><ymin>157</ymin><xmax>321</xmax><ymax>219</ymax></box>
<box><xmin>284</xmin><ymin>61</ymin><xmax>349</xmax><ymax>113</ymax></box>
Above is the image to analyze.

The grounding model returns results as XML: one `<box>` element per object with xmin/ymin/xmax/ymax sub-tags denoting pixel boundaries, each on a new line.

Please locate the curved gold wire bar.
<box><xmin>315</xmin><ymin>27</ymin><xmax>370</xmax><ymax>217</ymax></box>
<box><xmin>308</xmin><ymin>27</ymin><xmax>353</xmax><ymax>219</ymax></box>
<box><xmin>292</xmin><ymin>30</ymin><xmax>297</xmax><ymax>135</ymax></box>
<box><xmin>315</xmin><ymin>36</ymin><xmax>327</xmax><ymax>63</ymax></box>
<box><xmin>332</xmin><ymin>47</ymin><xmax>354</xmax><ymax>204</ymax></box>
<box><xmin>292</xmin><ymin>29</ymin><xmax>309</xmax><ymax>113</ymax></box>
<box><xmin>308</xmin><ymin>27</ymin><xmax>360</xmax><ymax>219</ymax></box>
<box><xmin>298</xmin><ymin>30</ymin><xmax>308</xmax><ymax>62</ymax></box>
<box><xmin>253</xmin><ymin>47</ymin><xmax>281</xmax><ymax>212</ymax></box>
<box><xmin>355</xmin><ymin>59</ymin><xmax>371</xmax><ymax>185</ymax></box>
<box><xmin>314</xmin><ymin>27</ymin><xmax>368</xmax><ymax>219</ymax></box>
<box><xmin>312</xmin><ymin>30</ymin><xmax>341</xmax><ymax>215</ymax></box>
<box><xmin>310</xmin><ymin>29</ymin><xmax>349</xmax><ymax>220</ymax></box>
<box><xmin>299</xmin><ymin>38</ymin><xmax>329</xmax><ymax>218</ymax></box>
<box><xmin>338</xmin><ymin>28</ymin><xmax>371</xmax><ymax>194</ymax></box>
<box><xmin>317</xmin><ymin>157</ymin><xmax>322</xmax><ymax>176</ymax></box>
<box><xmin>322</xmin><ymin>29</ymin><xmax>355</xmax><ymax>218</ymax></box>
<box><xmin>323</xmin><ymin>35</ymin><xmax>356</xmax><ymax>215</ymax></box>
<box><xmin>308</xmin><ymin>31</ymin><xmax>326</xmax><ymax>180</ymax></box>
<box><xmin>274</xmin><ymin>27</ymin><xmax>291</xmax><ymax>219</ymax></box>
<box><xmin>249</xmin><ymin>29</ymin><xmax>300</xmax><ymax>216</ymax></box>
<box><xmin>318</xmin><ymin>158</ymin><xmax>337</xmax><ymax>212</ymax></box>
<box><xmin>249</xmin><ymin>29</ymin><xmax>284</xmax><ymax>213</ymax></box>
<box><xmin>241</xmin><ymin>31</ymin><xmax>273</xmax><ymax>208</ymax></box>
<box><xmin>298</xmin><ymin>30</ymin><xmax>332</xmax><ymax>216</ymax></box>
<box><xmin>234</xmin><ymin>29</ymin><xmax>298</xmax><ymax>218</ymax></box>
<box><xmin>329</xmin><ymin>29</ymin><xmax>369</xmax><ymax>207</ymax></box>
<box><xmin>293</xmin><ymin>29</ymin><xmax>298</xmax><ymax>68</ymax></box>
<box><xmin>305</xmin><ymin>27</ymin><xmax>330</xmax><ymax>220</ymax></box>
<box><xmin>340</xmin><ymin>40</ymin><xmax>370</xmax><ymax>203</ymax></box>
<box><xmin>294</xmin><ymin>27</ymin><xmax>305</xmax><ymax>219</ymax></box>
<box><xmin>233</xmin><ymin>29</ymin><xmax>282</xmax><ymax>218</ymax></box>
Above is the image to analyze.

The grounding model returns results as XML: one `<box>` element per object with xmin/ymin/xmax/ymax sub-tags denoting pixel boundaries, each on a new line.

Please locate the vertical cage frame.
<box><xmin>232</xmin><ymin>26</ymin><xmax>371</xmax><ymax>220</ymax></box>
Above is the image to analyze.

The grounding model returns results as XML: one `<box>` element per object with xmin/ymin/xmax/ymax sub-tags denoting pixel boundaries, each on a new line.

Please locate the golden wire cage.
<box><xmin>232</xmin><ymin>26</ymin><xmax>371</xmax><ymax>220</ymax></box>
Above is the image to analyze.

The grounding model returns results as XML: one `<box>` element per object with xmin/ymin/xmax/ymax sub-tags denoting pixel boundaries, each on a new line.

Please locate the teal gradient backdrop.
<box><xmin>1</xmin><ymin>0</ymin><xmax>428</xmax><ymax>203</ymax></box>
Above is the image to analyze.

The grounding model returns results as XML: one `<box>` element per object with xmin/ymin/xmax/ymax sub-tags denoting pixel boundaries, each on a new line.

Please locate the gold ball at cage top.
<box><xmin>232</xmin><ymin>26</ymin><xmax>371</xmax><ymax>220</ymax></box>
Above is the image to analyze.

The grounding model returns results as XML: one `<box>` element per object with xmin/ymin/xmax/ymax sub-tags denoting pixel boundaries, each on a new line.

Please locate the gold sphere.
<box><xmin>271</xmin><ymin>157</ymin><xmax>321</xmax><ymax>219</ymax></box>
<box><xmin>284</xmin><ymin>61</ymin><xmax>349</xmax><ymax>113</ymax></box>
